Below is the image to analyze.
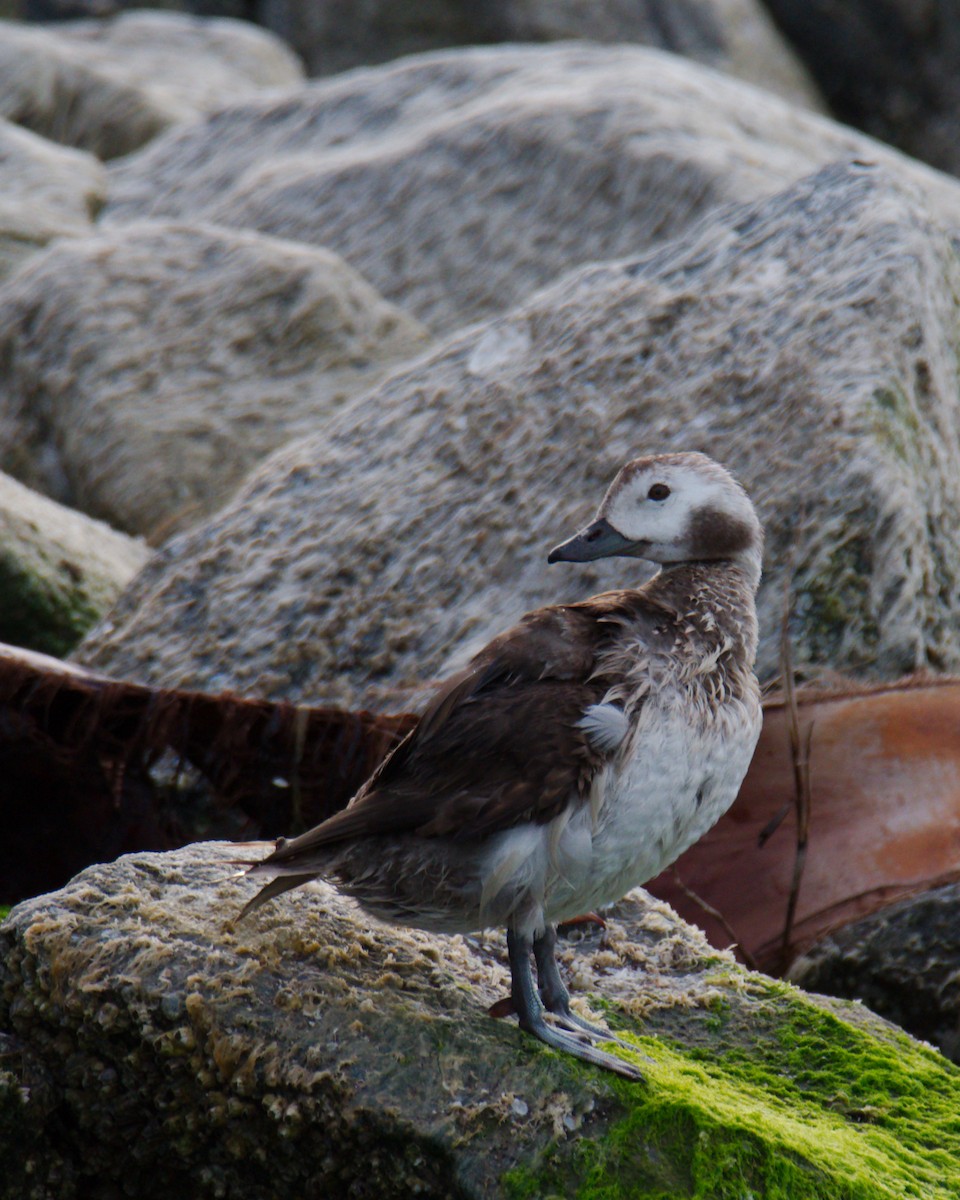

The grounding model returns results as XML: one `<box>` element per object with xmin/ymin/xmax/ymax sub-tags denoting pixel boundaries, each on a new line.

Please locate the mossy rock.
<box><xmin>1</xmin><ymin>843</ymin><xmax>958</xmax><ymax>1199</ymax></box>
<box><xmin>0</xmin><ymin>470</ymin><xmax>149</xmax><ymax>655</ymax></box>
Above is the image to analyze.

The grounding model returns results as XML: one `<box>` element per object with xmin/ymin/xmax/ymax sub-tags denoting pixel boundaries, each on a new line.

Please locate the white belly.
<box><xmin>543</xmin><ymin>701</ymin><xmax>761</xmax><ymax>924</ymax></box>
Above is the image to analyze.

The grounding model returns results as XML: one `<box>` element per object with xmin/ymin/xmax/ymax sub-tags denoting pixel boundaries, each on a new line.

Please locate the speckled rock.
<box><xmin>249</xmin><ymin>0</ymin><xmax>824</xmax><ymax>107</ymax></box>
<box><xmin>2</xmin><ymin>841</ymin><xmax>959</xmax><ymax>1200</ymax></box>
<box><xmin>0</xmin><ymin>220</ymin><xmax>431</xmax><ymax>539</ymax></box>
<box><xmin>0</xmin><ymin>117</ymin><xmax>104</xmax><ymax>281</ymax></box>
<box><xmin>2</xmin><ymin>0</ymin><xmax>825</xmax><ymax>109</ymax></box>
<box><xmin>789</xmin><ymin>882</ymin><xmax>960</xmax><ymax>1064</ymax></box>
<box><xmin>78</xmin><ymin>162</ymin><xmax>960</xmax><ymax>704</ymax></box>
<box><xmin>0</xmin><ymin>470</ymin><xmax>149</xmax><ymax>656</ymax></box>
<box><xmin>0</xmin><ymin>10</ymin><xmax>303</xmax><ymax>159</ymax></box>
<box><xmin>102</xmin><ymin>42</ymin><xmax>958</xmax><ymax>333</ymax></box>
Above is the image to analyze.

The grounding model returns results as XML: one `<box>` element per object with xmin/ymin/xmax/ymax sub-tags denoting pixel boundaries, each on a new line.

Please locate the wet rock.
<box><xmin>0</xmin><ymin>117</ymin><xmax>104</xmax><ymax>281</ymax></box>
<box><xmin>2</xmin><ymin>841</ymin><xmax>958</xmax><ymax>1199</ymax></box>
<box><xmin>0</xmin><ymin>220</ymin><xmax>431</xmax><ymax>538</ymax></box>
<box><xmin>0</xmin><ymin>470</ymin><xmax>149</xmax><ymax>656</ymax></box>
<box><xmin>0</xmin><ymin>10</ymin><xmax>303</xmax><ymax>159</ymax></box>
<box><xmin>77</xmin><ymin>163</ymin><xmax>960</xmax><ymax>705</ymax></box>
<box><xmin>103</xmin><ymin>42</ymin><xmax>953</xmax><ymax>333</ymax></box>
<box><xmin>789</xmin><ymin>882</ymin><xmax>960</xmax><ymax>1063</ymax></box>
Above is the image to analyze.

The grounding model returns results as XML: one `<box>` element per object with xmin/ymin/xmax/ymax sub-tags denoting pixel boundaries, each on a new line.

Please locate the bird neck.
<box><xmin>647</xmin><ymin>556</ymin><xmax>761</xmax><ymax>666</ymax></box>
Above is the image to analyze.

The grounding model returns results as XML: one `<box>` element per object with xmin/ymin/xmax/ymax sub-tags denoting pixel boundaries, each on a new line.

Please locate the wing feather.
<box><xmin>254</xmin><ymin>591</ymin><xmax>675</xmax><ymax>873</ymax></box>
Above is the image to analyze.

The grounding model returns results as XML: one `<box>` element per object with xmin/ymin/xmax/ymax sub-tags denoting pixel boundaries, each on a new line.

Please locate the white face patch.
<box><xmin>578</xmin><ymin>703</ymin><xmax>629</xmax><ymax>752</ymax></box>
<box><xmin>597</xmin><ymin>455</ymin><xmax>758</xmax><ymax>565</ymax></box>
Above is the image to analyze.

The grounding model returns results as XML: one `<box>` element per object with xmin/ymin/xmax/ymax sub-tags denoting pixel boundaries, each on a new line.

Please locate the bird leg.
<box><xmin>506</xmin><ymin>928</ymin><xmax>645</xmax><ymax>1081</ymax></box>
<box><xmin>533</xmin><ymin>924</ymin><xmax>621</xmax><ymax>1040</ymax></box>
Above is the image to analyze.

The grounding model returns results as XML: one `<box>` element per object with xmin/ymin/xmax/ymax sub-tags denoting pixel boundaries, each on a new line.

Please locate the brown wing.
<box><xmin>257</xmin><ymin>592</ymin><xmax>675</xmax><ymax>868</ymax></box>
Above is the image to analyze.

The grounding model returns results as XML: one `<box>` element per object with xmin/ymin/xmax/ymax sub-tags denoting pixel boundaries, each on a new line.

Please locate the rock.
<box><xmin>2</xmin><ymin>841</ymin><xmax>959</xmax><ymax>1199</ymax></box>
<box><xmin>102</xmin><ymin>42</ymin><xmax>958</xmax><ymax>333</ymax></box>
<box><xmin>6</xmin><ymin>0</ymin><xmax>827</xmax><ymax>109</ymax></box>
<box><xmin>259</xmin><ymin>0</ymin><xmax>824</xmax><ymax>107</ymax></box>
<box><xmin>0</xmin><ymin>10</ymin><xmax>304</xmax><ymax>160</ymax></box>
<box><xmin>759</xmin><ymin>0</ymin><xmax>960</xmax><ymax>177</ymax></box>
<box><xmin>789</xmin><ymin>882</ymin><xmax>960</xmax><ymax>1064</ymax></box>
<box><xmin>0</xmin><ymin>117</ymin><xmax>104</xmax><ymax>281</ymax></box>
<box><xmin>0</xmin><ymin>470</ymin><xmax>149</xmax><ymax>657</ymax></box>
<box><xmin>77</xmin><ymin>162</ymin><xmax>960</xmax><ymax>706</ymax></box>
<box><xmin>0</xmin><ymin>220</ymin><xmax>431</xmax><ymax>539</ymax></box>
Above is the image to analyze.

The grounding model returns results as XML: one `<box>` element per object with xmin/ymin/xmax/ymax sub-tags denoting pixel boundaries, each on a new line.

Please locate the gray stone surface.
<box><xmin>0</xmin><ymin>117</ymin><xmax>104</xmax><ymax>281</ymax></box>
<box><xmin>0</xmin><ymin>469</ymin><xmax>149</xmax><ymax>656</ymax></box>
<box><xmin>8</xmin><ymin>0</ymin><xmax>826</xmax><ymax>108</ymax></box>
<box><xmin>259</xmin><ymin>0</ymin><xmax>825</xmax><ymax>107</ymax></box>
<box><xmin>103</xmin><ymin>42</ymin><xmax>957</xmax><ymax>334</ymax></box>
<box><xmin>2</xmin><ymin>840</ymin><xmax>954</xmax><ymax>1199</ymax></box>
<box><xmin>78</xmin><ymin>163</ymin><xmax>960</xmax><ymax>707</ymax></box>
<box><xmin>789</xmin><ymin>882</ymin><xmax>960</xmax><ymax>1063</ymax></box>
<box><xmin>0</xmin><ymin>10</ymin><xmax>303</xmax><ymax>159</ymax></box>
<box><xmin>0</xmin><ymin>220</ymin><xmax>431</xmax><ymax>539</ymax></box>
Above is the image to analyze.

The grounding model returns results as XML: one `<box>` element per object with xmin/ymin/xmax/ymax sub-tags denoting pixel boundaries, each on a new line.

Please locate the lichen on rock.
<box><xmin>0</xmin><ymin>470</ymin><xmax>149</xmax><ymax>655</ymax></box>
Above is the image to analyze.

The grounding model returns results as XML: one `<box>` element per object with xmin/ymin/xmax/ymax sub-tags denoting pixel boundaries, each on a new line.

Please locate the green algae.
<box><xmin>870</xmin><ymin>382</ymin><xmax>923</xmax><ymax>469</ymax></box>
<box><xmin>795</xmin><ymin>532</ymin><xmax>879</xmax><ymax>665</ymax></box>
<box><xmin>502</xmin><ymin>981</ymin><xmax>960</xmax><ymax>1200</ymax></box>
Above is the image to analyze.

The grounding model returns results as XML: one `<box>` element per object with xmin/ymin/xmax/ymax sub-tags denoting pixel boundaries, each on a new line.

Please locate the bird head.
<box><xmin>547</xmin><ymin>452</ymin><xmax>762</xmax><ymax>579</ymax></box>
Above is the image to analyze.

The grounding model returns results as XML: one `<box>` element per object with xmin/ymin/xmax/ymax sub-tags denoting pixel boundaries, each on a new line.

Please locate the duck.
<box><xmin>238</xmin><ymin>451</ymin><xmax>763</xmax><ymax>1079</ymax></box>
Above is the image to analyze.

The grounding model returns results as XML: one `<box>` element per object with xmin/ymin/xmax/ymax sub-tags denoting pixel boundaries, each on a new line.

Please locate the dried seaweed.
<box><xmin>0</xmin><ymin>643</ymin><xmax>414</xmax><ymax>902</ymax></box>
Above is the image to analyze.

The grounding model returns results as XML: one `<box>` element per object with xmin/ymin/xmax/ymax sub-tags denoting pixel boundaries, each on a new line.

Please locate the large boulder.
<box><xmin>0</xmin><ymin>117</ymin><xmax>104</xmax><ymax>281</ymax></box>
<box><xmin>77</xmin><ymin>162</ymin><xmax>960</xmax><ymax>706</ymax></box>
<box><xmin>0</xmin><ymin>470</ymin><xmax>149</xmax><ymax>656</ymax></box>
<box><xmin>249</xmin><ymin>0</ymin><xmax>825</xmax><ymax>106</ymax></box>
<box><xmin>0</xmin><ymin>10</ymin><xmax>303</xmax><ymax>159</ymax></box>
<box><xmin>760</xmin><ymin>0</ymin><xmax>960</xmax><ymax>177</ymax></box>
<box><xmin>9</xmin><ymin>0</ymin><xmax>825</xmax><ymax>109</ymax></box>
<box><xmin>2</xmin><ymin>841</ymin><xmax>959</xmax><ymax>1199</ymax></box>
<box><xmin>102</xmin><ymin>42</ymin><xmax>959</xmax><ymax>333</ymax></box>
<box><xmin>0</xmin><ymin>220</ymin><xmax>431</xmax><ymax>538</ymax></box>
<box><xmin>789</xmin><ymin>881</ymin><xmax>960</xmax><ymax>1064</ymax></box>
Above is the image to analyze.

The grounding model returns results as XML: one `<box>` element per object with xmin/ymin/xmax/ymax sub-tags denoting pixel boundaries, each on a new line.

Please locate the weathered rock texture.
<box><xmin>252</xmin><ymin>0</ymin><xmax>825</xmax><ymax>106</ymax></box>
<box><xmin>0</xmin><ymin>117</ymin><xmax>103</xmax><ymax>281</ymax></box>
<box><xmin>102</xmin><ymin>42</ymin><xmax>957</xmax><ymax>333</ymax></box>
<box><xmin>790</xmin><ymin>882</ymin><xmax>960</xmax><ymax>1064</ymax></box>
<box><xmin>0</xmin><ymin>221</ymin><xmax>431</xmax><ymax>538</ymax></box>
<box><xmin>2</xmin><ymin>841</ymin><xmax>959</xmax><ymax>1199</ymax></box>
<box><xmin>0</xmin><ymin>471</ymin><xmax>149</xmax><ymax>656</ymax></box>
<box><xmin>9</xmin><ymin>0</ymin><xmax>825</xmax><ymax>108</ymax></box>
<box><xmin>78</xmin><ymin>163</ymin><xmax>960</xmax><ymax>707</ymax></box>
<box><xmin>760</xmin><ymin>0</ymin><xmax>960</xmax><ymax>177</ymax></box>
<box><xmin>0</xmin><ymin>10</ymin><xmax>303</xmax><ymax>159</ymax></box>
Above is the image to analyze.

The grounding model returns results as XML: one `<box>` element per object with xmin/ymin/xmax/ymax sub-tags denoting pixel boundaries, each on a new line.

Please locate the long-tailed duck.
<box><xmin>239</xmin><ymin>452</ymin><xmax>763</xmax><ymax>1079</ymax></box>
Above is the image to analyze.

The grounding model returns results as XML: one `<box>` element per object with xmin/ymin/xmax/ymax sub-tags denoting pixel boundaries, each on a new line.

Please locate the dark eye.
<box><xmin>647</xmin><ymin>483</ymin><xmax>670</xmax><ymax>501</ymax></box>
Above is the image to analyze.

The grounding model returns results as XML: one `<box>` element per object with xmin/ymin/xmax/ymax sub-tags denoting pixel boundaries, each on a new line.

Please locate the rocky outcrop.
<box><xmin>0</xmin><ymin>10</ymin><xmax>303</xmax><ymax>159</ymax></box>
<box><xmin>250</xmin><ymin>0</ymin><xmax>825</xmax><ymax>106</ymax></box>
<box><xmin>760</xmin><ymin>0</ymin><xmax>960</xmax><ymax>177</ymax></box>
<box><xmin>790</xmin><ymin>881</ymin><xmax>960</xmax><ymax>1063</ymax></box>
<box><xmin>0</xmin><ymin>221</ymin><xmax>431</xmax><ymax>538</ymax></box>
<box><xmin>0</xmin><ymin>470</ymin><xmax>149</xmax><ymax>656</ymax></box>
<box><xmin>77</xmin><ymin>163</ymin><xmax>960</xmax><ymax>707</ymax></box>
<box><xmin>102</xmin><ymin>42</ymin><xmax>956</xmax><ymax>333</ymax></box>
<box><xmin>10</xmin><ymin>0</ymin><xmax>825</xmax><ymax>109</ymax></box>
<box><xmin>0</xmin><ymin>117</ymin><xmax>103</xmax><ymax>281</ymax></box>
<box><xmin>2</xmin><ymin>841</ymin><xmax>958</xmax><ymax>1199</ymax></box>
